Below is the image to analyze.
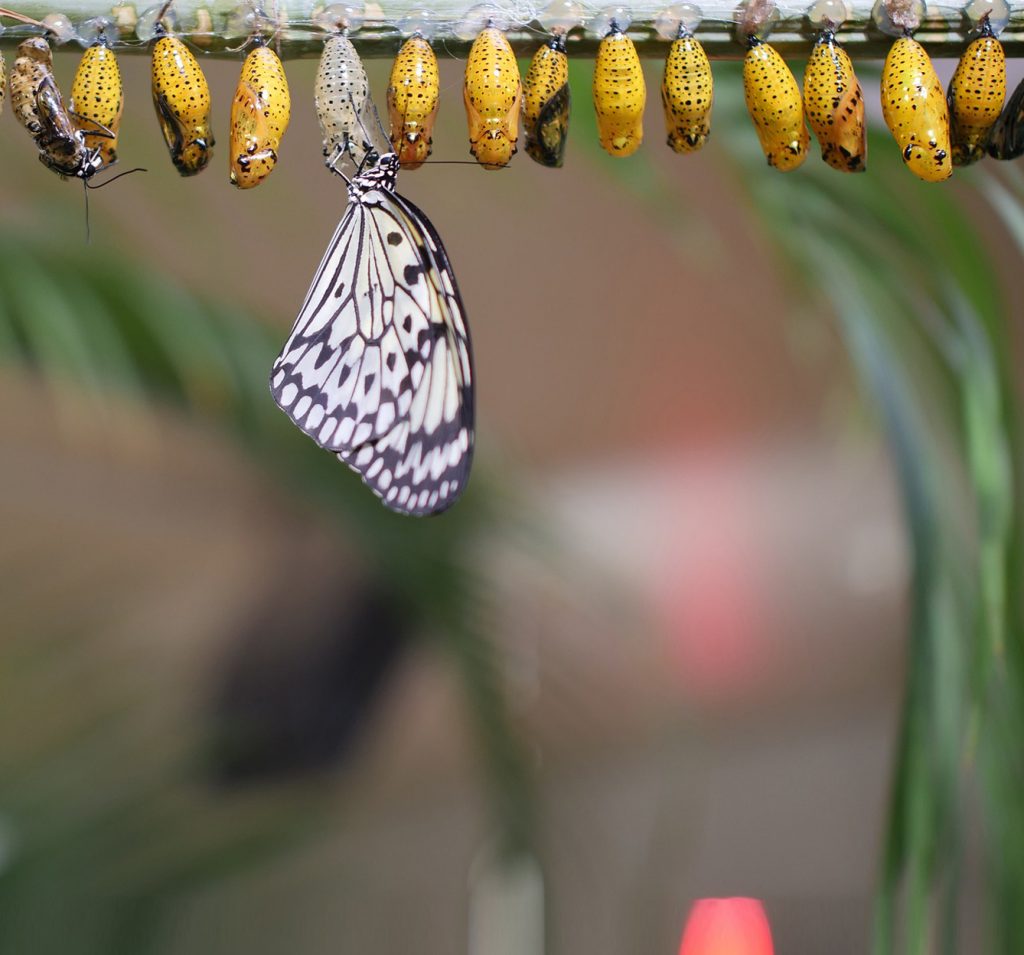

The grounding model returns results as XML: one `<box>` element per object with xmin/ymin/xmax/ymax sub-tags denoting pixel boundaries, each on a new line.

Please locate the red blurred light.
<box><xmin>678</xmin><ymin>898</ymin><xmax>774</xmax><ymax>955</ymax></box>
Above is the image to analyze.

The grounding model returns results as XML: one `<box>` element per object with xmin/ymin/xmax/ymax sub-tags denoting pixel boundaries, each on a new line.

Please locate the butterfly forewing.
<box><xmin>271</xmin><ymin>153</ymin><xmax>474</xmax><ymax>516</ymax></box>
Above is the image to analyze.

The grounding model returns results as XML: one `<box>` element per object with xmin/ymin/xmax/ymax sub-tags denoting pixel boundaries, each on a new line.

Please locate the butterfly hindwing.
<box><xmin>270</xmin><ymin>153</ymin><xmax>474</xmax><ymax>516</ymax></box>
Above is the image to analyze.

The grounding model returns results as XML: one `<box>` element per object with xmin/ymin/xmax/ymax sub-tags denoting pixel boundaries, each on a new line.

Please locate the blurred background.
<box><xmin>1</xmin><ymin>46</ymin><xmax>1022</xmax><ymax>955</ymax></box>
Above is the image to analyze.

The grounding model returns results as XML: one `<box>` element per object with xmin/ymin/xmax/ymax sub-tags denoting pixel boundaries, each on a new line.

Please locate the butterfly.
<box><xmin>270</xmin><ymin>151</ymin><xmax>475</xmax><ymax>517</ymax></box>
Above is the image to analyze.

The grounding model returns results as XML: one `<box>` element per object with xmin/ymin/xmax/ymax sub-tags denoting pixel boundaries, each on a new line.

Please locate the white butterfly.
<box><xmin>270</xmin><ymin>151</ymin><xmax>475</xmax><ymax>516</ymax></box>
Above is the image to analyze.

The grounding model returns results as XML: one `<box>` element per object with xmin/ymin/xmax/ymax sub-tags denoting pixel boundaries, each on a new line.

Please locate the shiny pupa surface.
<box><xmin>522</xmin><ymin>34</ymin><xmax>570</xmax><ymax>167</ymax></box>
<box><xmin>463</xmin><ymin>26</ymin><xmax>521</xmax><ymax>169</ymax></box>
<box><xmin>803</xmin><ymin>30</ymin><xmax>866</xmax><ymax>172</ymax></box>
<box><xmin>230</xmin><ymin>44</ymin><xmax>291</xmax><ymax>189</ymax></box>
<box><xmin>880</xmin><ymin>35</ymin><xmax>951</xmax><ymax>182</ymax></box>
<box><xmin>743</xmin><ymin>36</ymin><xmax>808</xmax><ymax>171</ymax></box>
<box><xmin>661</xmin><ymin>28</ymin><xmax>712</xmax><ymax>153</ymax></box>
<box><xmin>316</xmin><ymin>33</ymin><xmax>387</xmax><ymax>171</ymax></box>
<box><xmin>387</xmin><ymin>34</ymin><xmax>439</xmax><ymax>170</ymax></box>
<box><xmin>11</xmin><ymin>37</ymin><xmax>101</xmax><ymax>180</ymax></box>
<box><xmin>947</xmin><ymin>24</ymin><xmax>1005</xmax><ymax>166</ymax></box>
<box><xmin>69</xmin><ymin>44</ymin><xmax>123</xmax><ymax>167</ymax></box>
<box><xmin>151</xmin><ymin>35</ymin><xmax>214</xmax><ymax>176</ymax></box>
<box><xmin>593</xmin><ymin>26</ymin><xmax>645</xmax><ymax>157</ymax></box>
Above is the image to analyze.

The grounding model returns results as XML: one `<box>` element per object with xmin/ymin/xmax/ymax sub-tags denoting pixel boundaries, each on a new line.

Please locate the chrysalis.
<box><xmin>803</xmin><ymin>28</ymin><xmax>866</xmax><ymax>172</ymax></box>
<box><xmin>593</xmin><ymin>19</ymin><xmax>645</xmax><ymax>157</ymax></box>
<box><xmin>522</xmin><ymin>34</ymin><xmax>570</xmax><ymax>168</ymax></box>
<box><xmin>229</xmin><ymin>43</ymin><xmax>291</xmax><ymax>189</ymax></box>
<box><xmin>463</xmin><ymin>25</ymin><xmax>521</xmax><ymax>169</ymax></box>
<box><xmin>70</xmin><ymin>41</ymin><xmax>123</xmax><ymax>168</ymax></box>
<box><xmin>387</xmin><ymin>33</ymin><xmax>440</xmax><ymax>170</ymax></box>
<box><xmin>947</xmin><ymin>17</ymin><xmax>1005</xmax><ymax>166</ymax></box>
<box><xmin>880</xmin><ymin>34</ymin><xmax>951</xmax><ymax>182</ymax></box>
<box><xmin>661</xmin><ymin>24</ymin><xmax>713</xmax><ymax>154</ymax></box>
<box><xmin>151</xmin><ymin>32</ymin><xmax>215</xmax><ymax>176</ymax></box>
<box><xmin>743</xmin><ymin>35</ymin><xmax>808</xmax><ymax>171</ymax></box>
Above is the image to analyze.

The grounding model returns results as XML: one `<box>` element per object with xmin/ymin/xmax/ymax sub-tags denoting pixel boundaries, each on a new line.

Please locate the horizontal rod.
<box><xmin>0</xmin><ymin>1</ymin><xmax>1019</xmax><ymax>58</ymax></box>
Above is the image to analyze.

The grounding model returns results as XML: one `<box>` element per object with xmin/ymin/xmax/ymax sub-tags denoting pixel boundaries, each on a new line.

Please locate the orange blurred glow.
<box><xmin>678</xmin><ymin>898</ymin><xmax>774</xmax><ymax>955</ymax></box>
<box><xmin>657</xmin><ymin>469</ymin><xmax>770</xmax><ymax>702</ymax></box>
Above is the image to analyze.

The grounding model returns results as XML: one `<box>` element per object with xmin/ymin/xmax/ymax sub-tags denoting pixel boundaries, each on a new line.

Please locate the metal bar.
<box><xmin>0</xmin><ymin>0</ymin><xmax>1019</xmax><ymax>57</ymax></box>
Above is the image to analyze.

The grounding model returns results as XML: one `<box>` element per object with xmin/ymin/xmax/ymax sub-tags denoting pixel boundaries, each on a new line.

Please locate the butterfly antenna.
<box><xmin>83</xmin><ymin>179</ymin><xmax>91</xmax><ymax>244</ymax></box>
<box><xmin>326</xmin><ymin>148</ymin><xmax>353</xmax><ymax>185</ymax></box>
<box><xmin>347</xmin><ymin>92</ymin><xmax>387</xmax><ymax>170</ymax></box>
<box><xmin>406</xmin><ymin>160</ymin><xmax>502</xmax><ymax>167</ymax></box>
<box><xmin>374</xmin><ymin>92</ymin><xmax>390</xmax><ymax>147</ymax></box>
<box><xmin>86</xmin><ymin>166</ymin><xmax>147</xmax><ymax>189</ymax></box>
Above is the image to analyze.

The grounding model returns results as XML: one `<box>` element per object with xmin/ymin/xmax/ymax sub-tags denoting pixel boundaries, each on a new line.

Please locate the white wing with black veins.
<box><xmin>270</xmin><ymin>168</ymin><xmax>474</xmax><ymax>516</ymax></box>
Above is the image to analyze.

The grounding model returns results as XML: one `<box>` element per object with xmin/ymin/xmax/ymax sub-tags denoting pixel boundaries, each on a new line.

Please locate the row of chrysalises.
<box><xmin>2</xmin><ymin>0</ymin><xmax>1023</xmax><ymax>187</ymax></box>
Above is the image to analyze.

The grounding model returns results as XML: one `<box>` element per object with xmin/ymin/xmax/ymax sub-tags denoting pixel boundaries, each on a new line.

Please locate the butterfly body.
<box><xmin>151</xmin><ymin>35</ymin><xmax>214</xmax><ymax>176</ymax></box>
<box><xmin>271</xmin><ymin>153</ymin><xmax>474</xmax><ymax>516</ymax></box>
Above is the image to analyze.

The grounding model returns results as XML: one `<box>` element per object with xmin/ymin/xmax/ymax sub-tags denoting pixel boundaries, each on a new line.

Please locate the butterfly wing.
<box><xmin>270</xmin><ymin>178</ymin><xmax>474</xmax><ymax>517</ymax></box>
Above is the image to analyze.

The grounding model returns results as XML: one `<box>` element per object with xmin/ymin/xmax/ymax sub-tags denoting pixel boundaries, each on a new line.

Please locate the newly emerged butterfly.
<box><xmin>11</xmin><ymin>37</ymin><xmax>104</xmax><ymax>181</ymax></box>
<box><xmin>270</xmin><ymin>152</ymin><xmax>474</xmax><ymax>516</ymax></box>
